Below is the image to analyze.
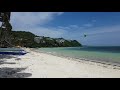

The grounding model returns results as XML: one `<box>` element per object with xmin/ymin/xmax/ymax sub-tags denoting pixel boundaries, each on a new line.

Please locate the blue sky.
<box><xmin>10</xmin><ymin>12</ymin><xmax>120</xmax><ymax>46</ymax></box>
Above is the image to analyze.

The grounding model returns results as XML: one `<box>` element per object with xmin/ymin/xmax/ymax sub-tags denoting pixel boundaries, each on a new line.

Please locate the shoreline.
<box><xmin>0</xmin><ymin>47</ymin><xmax>120</xmax><ymax>78</ymax></box>
<box><xmin>30</xmin><ymin>48</ymin><xmax>120</xmax><ymax>70</ymax></box>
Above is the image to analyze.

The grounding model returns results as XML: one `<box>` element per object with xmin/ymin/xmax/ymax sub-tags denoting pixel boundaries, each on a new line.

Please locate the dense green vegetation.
<box><xmin>11</xmin><ymin>31</ymin><xmax>82</xmax><ymax>48</ymax></box>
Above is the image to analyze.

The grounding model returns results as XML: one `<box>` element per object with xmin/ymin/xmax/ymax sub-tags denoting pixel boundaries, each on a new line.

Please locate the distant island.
<box><xmin>11</xmin><ymin>31</ymin><xmax>82</xmax><ymax>48</ymax></box>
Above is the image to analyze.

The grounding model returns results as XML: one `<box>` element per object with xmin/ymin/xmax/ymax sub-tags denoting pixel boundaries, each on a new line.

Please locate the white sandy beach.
<box><xmin>0</xmin><ymin>48</ymin><xmax>120</xmax><ymax>78</ymax></box>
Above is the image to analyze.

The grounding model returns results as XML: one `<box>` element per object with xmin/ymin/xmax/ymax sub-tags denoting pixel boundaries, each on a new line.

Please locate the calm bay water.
<box><xmin>38</xmin><ymin>46</ymin><xmax>120</xmax><ymax>64</ymax></box>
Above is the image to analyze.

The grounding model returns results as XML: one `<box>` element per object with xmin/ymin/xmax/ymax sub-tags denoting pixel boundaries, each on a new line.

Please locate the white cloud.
<box><xmin>29</xmin><ymin>27</ymin><xmax>67</xmax><ymax>38</ymax></box>
<box><xmin>92</xmin><ymin>19</ymin><xmax>96</xmax><ymax>22</ymax></box>
<box><xmin>10</xmin><ymin>12</ymin><xmax>66</xmax><ymax>38</ymax></box>
<box><xmin>70</xmin><ymin>24</ymin><xmax>120</xmax><ymax>46</ymax></box>
<box><xmin>57</xmin><ymin>12</ymin><xmax>64</xmax><ymax>15</ymax></box>
<box><xmin>10</xmin><ymin>12</ymin><xmax>64</xmax><ymax>28</ymax></box>
<box><xmin>82</xmin><ymin>19</ymin><xmax>96</xmax><ymax>28</ymax></box>
<box><xmin>58</xmin><ymin>26</ymin><xmax>71</xmax><ymax>30</ymax></box>
<box><xmin>13</xmin><ymin>26</ymin><xmax>67</xmax><ymax>38</ymax></box>
<box><xmin>83</xmin><ymin>23</ymin><xmax>93</xmax><ymax>27</ymax></box>
<box><xmin>57</xmin><ymin>25</ymin><xmax>79</xmax><ymax>30</ymax></box>
<box><xmin>9</xmin><ymin>12</ymin><xmax>120</xmax><ymax>46</ymax></box>
<box><xmin>54</xmin><ymin>24</ymin><xmax>120</xmax><ymax>45</ymax></box>
<box><xmin>69</xmin><ymin>25</ymin><xmax>79</xmax><ymax>28</ymax></box>
<box><xmin>83</xmin><ymin>25</ymin><xmax>120</xmax><ymax>36</ymax></box>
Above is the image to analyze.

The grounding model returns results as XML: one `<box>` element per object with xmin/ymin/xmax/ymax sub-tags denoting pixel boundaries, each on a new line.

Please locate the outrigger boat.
<box><xmin>0</xmin><ymin>48</ymin><xmax>27</xmax><ymax>55</ymax></box>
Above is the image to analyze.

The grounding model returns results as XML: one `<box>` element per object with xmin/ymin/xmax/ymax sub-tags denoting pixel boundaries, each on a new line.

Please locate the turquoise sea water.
<box><xmin>37</xmin><ymin>46</ymin><xmax>120</xmax><ymax>64</ymax></box>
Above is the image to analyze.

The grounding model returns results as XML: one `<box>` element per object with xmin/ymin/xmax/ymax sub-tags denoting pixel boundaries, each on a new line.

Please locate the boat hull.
<box><xmin>0</xmin><ymin>51</ymin><xmax>27</xmax><ymax>55</ymax></box>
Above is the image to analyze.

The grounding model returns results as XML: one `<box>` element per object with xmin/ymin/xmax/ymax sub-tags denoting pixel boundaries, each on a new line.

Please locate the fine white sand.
<box><xmin>0</xmin><ymin>48</ymin><xmax>120</xmax><ymax>78</ymax></box>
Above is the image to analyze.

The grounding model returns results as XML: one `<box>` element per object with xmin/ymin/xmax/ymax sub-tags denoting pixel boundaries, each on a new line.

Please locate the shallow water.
<box><xmin>37</xmin><ymin>46</ymin><xmax>120</xmax><ymax>64</ymax></box>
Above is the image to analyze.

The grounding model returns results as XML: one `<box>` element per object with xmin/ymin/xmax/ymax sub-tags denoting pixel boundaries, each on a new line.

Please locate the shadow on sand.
<box><xmin>0</xmin><ymin>67</ymin><xmax>32</xmax><ymax>78</ymax></box>
<box><xmin>0</xmin><ymin>55</ymin><xmax>22</xmax><ymax>60</ymax></box>
<box><xmin>0</xmin><ymin>60</ymin><xmax>16</xmax><ymax>65</ymax></box>
<box><xmin>0</xmin><ymin>55</ymin><xmax>21</xmax><ymax>65</ymax></box>
<box><xmin>0</xmin><ymin>55</ymin><xmax>32</xmax><ymax>78</ymax></box>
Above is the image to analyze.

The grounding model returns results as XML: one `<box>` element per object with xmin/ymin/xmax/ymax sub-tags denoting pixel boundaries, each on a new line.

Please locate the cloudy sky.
<box><xmin>10</xmin><ymin>12</ymin><xmax>120</xmax><ymax>46</ymax></box>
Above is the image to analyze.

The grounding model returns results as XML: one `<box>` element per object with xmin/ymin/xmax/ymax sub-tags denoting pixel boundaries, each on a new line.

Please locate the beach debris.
<box><xmin>15</xmin><ymin>58</ymin><xmax>21</xmax><ymax>61</ymax></box>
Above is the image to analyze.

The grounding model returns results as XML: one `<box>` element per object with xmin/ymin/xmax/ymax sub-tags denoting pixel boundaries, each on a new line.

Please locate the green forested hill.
<box><xmin>11</xmin><ymin>31</ymin><xmax>82</xmax><ymax>48</ymax></box>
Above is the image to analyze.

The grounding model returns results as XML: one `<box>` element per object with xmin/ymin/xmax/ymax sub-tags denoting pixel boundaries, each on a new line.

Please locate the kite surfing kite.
<box><xmin>84</xmin><ymin>34</ymin><xmax>87</xmax><ymax>37</ymax></box>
